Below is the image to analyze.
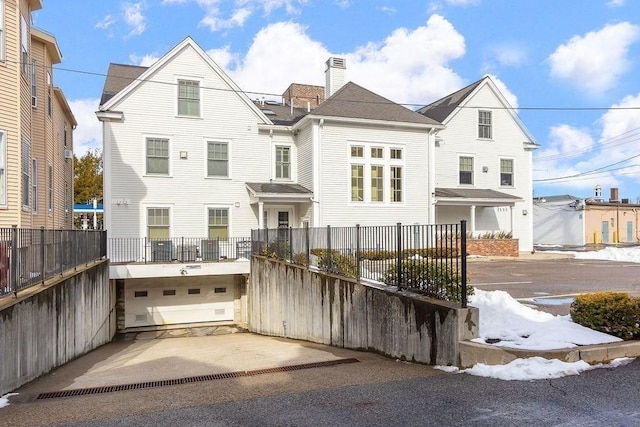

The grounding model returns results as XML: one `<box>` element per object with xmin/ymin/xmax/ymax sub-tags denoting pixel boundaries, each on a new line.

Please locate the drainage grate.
<box><xmin>36</xmin><ymin>358</ymin><xmax>360</xmax><ymax>400</ymax></box>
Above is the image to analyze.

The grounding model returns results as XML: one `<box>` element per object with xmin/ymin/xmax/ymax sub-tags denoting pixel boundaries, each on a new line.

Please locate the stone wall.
<box><xmin>0</xmin><ymin>261</ymin><xmax>115</xmax><ymax>395</ymax></box>
<box><xmin>248</xmin><ymin>256</ymin><xmax>478</xmax><ymax>366</ymax></box>
<box><xmin>467</xmin><ymin>239</ymin><xmax>519</xmax><ymax>257</ymax></box>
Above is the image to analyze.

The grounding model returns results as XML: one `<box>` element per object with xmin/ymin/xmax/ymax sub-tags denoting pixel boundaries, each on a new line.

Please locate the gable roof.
<box><xmin>310</xmin><ymin>82</ymin><xmax>441</xmax><ymax>126</ymax></box>
<box><xmin>100</xmin><ymin>63</ymin><xmax>148</xmax><ymax>106</ymax></box>
<box><xmin>416</xmin><ymin>78</ymin><xmax>484</xmax><ymax>123</ymax></box>
<box><xmin>98</xmin><ymin>37</ymin><xmax>272</xmax><ymax>124</ymax></box>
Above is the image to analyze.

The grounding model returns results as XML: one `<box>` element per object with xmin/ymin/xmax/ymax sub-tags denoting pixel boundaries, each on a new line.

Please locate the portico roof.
<box><xmin>435</xmin><ymin>188</ymin><xmax>522</xmax><ymax>207</ymax></box>
<box><xmin>246</xmin><ymin>182</ymin><xmax>313</xmax><ymax>204</ymax></box>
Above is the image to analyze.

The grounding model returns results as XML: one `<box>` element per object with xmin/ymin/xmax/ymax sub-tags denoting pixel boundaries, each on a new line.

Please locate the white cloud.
<box><xmin>607</xmin><ymin>0</ymin><xmax>626</xmax><ymax>7</ymax></box>
<box><xmin>205</xmin><ymin>46</ymin><xmax>240</xmax><ymax>70</ymax></box>
<box><xmin>95</xmin><ymin>14</ymin><xmax>115</xmax><ymax>30</ymax></box>
<box><xmin>446</xmin><ymin>0</ymin><xmax>480</xmax><ymax>5</ymax></box>
<box><xmin>488</xmin><ymin>44</ymin><xmax>528</xmax><ymax>68</ymax></box>
<box><xmin>223</xmin><ymin>15</ymin><xmax>466</xmax><ymax>106</ymax></box>
<box><xmin>123</xmin><ymin>2</ymin><xmax>147</xmax><ymax>37</ymax></box>
<box><xmin>201</xmin><ymin>7</ymin><xmax>252</xmax><ymax>31</ymax></box>
<box><xmin>129</xmin><ymin>53</ymin><xmax>161</xmax><ymax>67</ymax></box>
<box><xmin>548</xmin><ymin>22</ymin><xmax>640</xmax><ymax>96</ymax></box>
<box><xmin>69</xmin><ymin>98</ymin><xmax>103</xmax><ymax>158</ymax></box>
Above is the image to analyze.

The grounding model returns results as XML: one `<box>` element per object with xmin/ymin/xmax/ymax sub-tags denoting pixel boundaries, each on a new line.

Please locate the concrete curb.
<box><xmin>459</xmin><ymin>340</ymin><xmax>640</xmax><ymax>369</ymax></box>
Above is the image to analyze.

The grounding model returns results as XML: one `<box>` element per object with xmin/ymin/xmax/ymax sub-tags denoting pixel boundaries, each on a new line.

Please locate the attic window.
<box><xmin>261</xmin><ymin>109</ymin><xmax>276</xmax><ymax>116</ymax></box>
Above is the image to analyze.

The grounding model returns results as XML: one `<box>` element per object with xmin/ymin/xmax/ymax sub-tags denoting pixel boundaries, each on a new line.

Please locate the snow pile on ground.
<box><xmin>469</xmin><ymin>289</ymin><xmax>622</xmax><ymax>350</ymax></box>
<box><xmin>571</xmin><ymin>245</ymin><xmax>640</xmax><ymax>263</ymax></box>
<box><xmin>0</xmin><ymin>393</ymin><xmax>18</xmax><ymax>408</ymax></box>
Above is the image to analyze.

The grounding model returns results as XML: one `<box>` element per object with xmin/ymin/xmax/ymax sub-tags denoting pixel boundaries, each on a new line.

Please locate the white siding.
<box><xmin>533</xmin><ymin>201</ymin><xmax>585</xmax><ymax>246</ymax></box>
<box><xmin>434</xmin><ymin>83</ymin><xmax>534</xmax><ymax>251</ymax></box>
<box><xmin>315</xmin><ymin>122</ymin><xmax>430</xmax><ymax>227</ymax></box>
<box><xmin>105</xmin><ymin>45</ymin><xmax>273</xmax><ymax>239</ymax></box>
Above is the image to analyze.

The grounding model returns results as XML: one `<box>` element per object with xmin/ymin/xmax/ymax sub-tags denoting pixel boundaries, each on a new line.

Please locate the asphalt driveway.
<box><xmin>467</xmin><ymin>253</ymin><xmax>640</xmax><ymax>315</ymax></box>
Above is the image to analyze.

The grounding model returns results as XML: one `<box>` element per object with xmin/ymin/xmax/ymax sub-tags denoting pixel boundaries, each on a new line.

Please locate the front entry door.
<box><xmin>265</xmin><ymin>207</ymin><xmax>294</xmax><ymax>230</ymax></box>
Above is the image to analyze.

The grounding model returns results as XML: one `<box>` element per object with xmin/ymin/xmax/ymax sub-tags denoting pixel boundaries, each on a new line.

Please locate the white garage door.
<box><xmin>125</xmin><ymin>278</ymin><xmax>235</xmax><ymax>328</ymax></box>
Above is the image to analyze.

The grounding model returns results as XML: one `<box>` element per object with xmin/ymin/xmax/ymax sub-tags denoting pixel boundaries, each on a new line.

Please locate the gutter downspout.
<box><xmin>427</xmin><ymin>129</ymin><xmax>437</xmax><ymax>223</ymax></box>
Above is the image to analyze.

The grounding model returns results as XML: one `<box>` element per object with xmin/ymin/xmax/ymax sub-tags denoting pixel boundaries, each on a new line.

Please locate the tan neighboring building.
<box><xmin>0</xmin><ymin>0</ymin><xmax>74</xmax><ymax>229</ymax></box>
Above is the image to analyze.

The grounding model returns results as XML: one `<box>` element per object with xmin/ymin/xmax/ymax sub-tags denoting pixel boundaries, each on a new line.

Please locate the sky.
<box><xmin>32</xmin><ymin>0</ymin><xmax>640</xmax><ymax>200</ymax></box>
<box><xmin>0</xmin><ymin>246</ymin><xmax>637</xmax><ymax>407</ymax></box>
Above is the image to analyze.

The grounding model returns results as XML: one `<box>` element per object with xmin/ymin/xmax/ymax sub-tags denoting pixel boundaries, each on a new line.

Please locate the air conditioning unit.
<box><xmin>201</xmin><ymin>239</ymin><xmax>220</xmax><ymax>261</ymax></box>
<box><xmin>64</xmin><ymin>149</ymin><xmax>73</xmax><ymax>159</ymax></box>
<box><xmin>31</xmin><ymin>96</ymin><xmax>37</xmax><ymax>108</ymax></box>
<box><xmin>177</xmin><ymin>244</ymin><xmax>197</xmax><ymax>262</ymax></box>
<box><xmin>151</xmin><ymin>240</ymin><xmax>174</xmax><ymax>262</ymax></box>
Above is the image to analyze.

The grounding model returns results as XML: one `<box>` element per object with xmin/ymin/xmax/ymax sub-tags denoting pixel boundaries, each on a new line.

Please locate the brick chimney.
<box><xmin>325</xmin><ymin>57</ymin><xmax>346</xmax><ymax>99</ymax></box>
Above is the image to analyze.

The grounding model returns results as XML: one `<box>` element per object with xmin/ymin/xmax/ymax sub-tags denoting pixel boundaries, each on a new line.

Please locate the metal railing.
<box><xmin>107</xmin><ymin>236</ymin><xmax>252</xmax><ymax>264</ymax></box>
<box><xmin>252</xmin><ymin>221</ymin><xmax>468</xmax><ymax>307</ymax></box>
<box><xmin>0</xmin><ymin>227</ymin><xmax>107</xmax><ymax>298</ymax></box>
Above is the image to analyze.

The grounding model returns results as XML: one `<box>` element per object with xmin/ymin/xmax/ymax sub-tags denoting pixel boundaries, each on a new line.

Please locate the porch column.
<box><xmin>470</xmin><ymin>205</ymin><xmax>476</xmax><ymax>235</ymax></box>
<box><xmin>258</xmin><ymin>201</ymin><xmax>264</xmax><ymax>229</ymax></box>
<box><xmin>510</xmin><ymin>205</ymin><xmax>514</xmax><ymax>234</ymax></box>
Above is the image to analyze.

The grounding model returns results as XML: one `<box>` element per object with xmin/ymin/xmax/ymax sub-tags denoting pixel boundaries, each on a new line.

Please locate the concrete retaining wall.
<box><xmin>248</xmin><ymin>256</ymin><xmax>478</xmax><ymax>366</ymax></box>
<box><xmin>0</xmin><ymin>260</ymin><xmax>115</xmax><ymax>395</ymax></box>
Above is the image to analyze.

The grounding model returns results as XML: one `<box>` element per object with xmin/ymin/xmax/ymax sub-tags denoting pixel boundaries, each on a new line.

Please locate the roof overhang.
<box><xmin>435</xmin><ymin>188</ymin><xmax>522</xmax><ymax>207</ymax></box>
<box><xmin>53</xmin><ymin>88</ymin><xmax>77</xmax><ymax>127</ymax></box>
<box><xmin>31</xmin><ymin>28</ymin><xmax>62</xmax><ymax>64</ymax></box>
<box><xmin>292</xmin><ymin>114</ymin><xmax>445</xmax><ymax>133</ymax></box>
<box><xmin>96</xmin><ymin>110</ymin><xmax>124</xmax><ymax>122</ymax></box>
<box><xmin>246</xmin><ymin>182</ymin><xmax>313</xmax><ymax>204</ymax></box>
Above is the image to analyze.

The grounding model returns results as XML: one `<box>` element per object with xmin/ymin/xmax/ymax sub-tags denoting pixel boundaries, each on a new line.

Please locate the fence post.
<box><xmin>305</xmin><ymin>223</ymin><xmax>310</xmax><ymax>269</ymax></box>
<box><xmin>396</xmin><ymin>222</ymin><xmax>402</xmax><ymax>290</ymax></box>
<box><xmin>289</xmin><ymin>226</ymin><xmax>293</xmax><ymax>262</ymax></box>
<box><xmin>460</xmin><ymin>220</ymin><xmax>467</xmax><ymax>308</ymax></box>
<box><xmin>356</xmin><ymin>224</ymin><xmax>361</xmax><ymax>282</ymax></box>
<box><xmin>11</xmin><ymin>225</ymin><xmax>18</xmax><ymax>296</ymax></box>
<box><xmin>40</xmin><ymin>227</ymin><xmax>45</xmax><ymax>283</ymax></box>
<box><xmin>326</xmin><ymin>225</ymin><xmax>332</xmax><ymax>272</ymax></box>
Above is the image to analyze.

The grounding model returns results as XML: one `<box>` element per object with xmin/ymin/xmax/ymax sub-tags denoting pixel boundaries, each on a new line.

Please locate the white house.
<box><xmin>417</xmin><ymin>77</ymin><xmax>539</xmax><ymax>252</ymax></box>
<box><xmin>96</xmin><ymin>37</ymin><xmax>442</xmax><ymax>329</ymax></box>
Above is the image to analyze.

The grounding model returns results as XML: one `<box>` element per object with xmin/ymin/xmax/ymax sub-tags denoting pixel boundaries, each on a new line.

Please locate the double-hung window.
<box><xmin>350</xmin><ymin>145</ymin><xmax>364</xmax><ymax>202</ymax></box>
<box><xmin>47</xmin><ymin>71</ymin><xmax>52</xmax><ymax>117</ymax></box>
<box><xmin>178</xmin><ymin>79</ymin><xmax>200</xmax><ymax>117</ymax></box>
<box><xmin>148</xmin><ymin>208</ymin><xmax>170</xmax><ymax>239</ymax></box>
<box><xmin>20</xmin><ymin>14</ymin><xmax>28</xmax><ymax>76</ymax></box>
<box><xmin>31</xmin><ymin>60</ymin><xmax>37</xmax><ymax>107</ymax></box>
<box><xmin>0</xmin><ymin>130</ymin><xmax>6</xmax><ymax>205</ymax></box>
<box><xmin>32</xmin><ymin>159</ymin><xmax>37</xmax><ymax>212</ymax></box>
<box><xmin>21</xmin><ymin>138</ymin><xmax>30</xmax><ymax>207</ymax></box>
<box><xmin>500</xmin><ymin>159</ymin><xmax>514</xmax><ymax>187</ymax></box>
<box><xmin>275</xmin><ymin>146</ymin><xmax>290</xmax><ymax>179</ymax></box>
<box><xmin>207</xmin><ymin>141</ymin><xmax>228</xmax><ymax>177</ymax></box>
<box><xmin>146</xmin><ymin>137</ymin><xmax>169</xmax><ymax>175</ymax></box>
<box><xmin>459</xmin><ymin>156</ymin><xmax>474</xmax><ymax>185</ymax></box>
<box><xmin>47</xmin><ymin>163</ymin><xmax>53</xmax><ymax>212</ymax></box>
<box><xmin>390</xmin><ymin>148</ymin><xmax>403</xmax><ymax>203</ymax></box>
<box><xmin>208</xmin><ymin>208</ymin><xmax>229</xmax><ymax>239</ymax></box>
<box><xmin>478</xmin><ymin>110</ymin><xmax>492</xmax><ymax>139</ymax></box>
<box><xmin>0</xmin><ymin>0</ymin><xmax>5</xmax><ymax>61</ymax></box>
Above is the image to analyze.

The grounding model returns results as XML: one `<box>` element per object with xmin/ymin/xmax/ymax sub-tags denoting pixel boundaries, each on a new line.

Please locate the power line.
<box><xmin>534</xmin><ymin>154</ymin><xmax>640</xmax><ymax>183</ymax></box>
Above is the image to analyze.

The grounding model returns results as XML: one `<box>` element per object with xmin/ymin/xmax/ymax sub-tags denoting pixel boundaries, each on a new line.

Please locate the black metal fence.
<box><xmin>0</xmin><ymin>227</ymin><xmax>107</xmax><ymax>298</ymax></box>
<box><xmin>107</xmin><ymin>237</ymin><xmax>252</xmax><ymax>264</ymax></box>
<box><xmin>252</xmin><ymin>221</ymin><xmax>468</xmax><ymax>307</ymax></box>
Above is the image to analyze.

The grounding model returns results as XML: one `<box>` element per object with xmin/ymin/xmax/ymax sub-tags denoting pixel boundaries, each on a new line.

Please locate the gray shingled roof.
<box><xmin>417</xmin><ymin>77</ymin><xmax>485</xmax><ymax>123</ymax></box>
<box><xmin>254</xmin><ymin>101</ymin><xmax>309</xmax><ymax>126</ymax></box>
<box><xmin>534</xmin><ymin>195</ymin><xmax>580</xmax><ymax>203</ymax></box>
<box><xmin>435</xmin><ymin>187</ymin><xmax>521</xmax><ymax>200</ymax></box>
<box><xmin>311</xmin><ymin>82</ymin><xmax>440</xmax><ymax>126</ymax></box>
<box><xmin>246</xmin><ymin>182</ymin><xmax>313</xmax><ymax>195</ymax></box>
<box><xmin>100</xmin><ymin>63</ymin><xmax>148</xmax><ymax>106</ymax></box>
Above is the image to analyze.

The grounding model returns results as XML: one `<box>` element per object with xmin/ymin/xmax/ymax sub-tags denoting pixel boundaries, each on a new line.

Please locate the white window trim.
<box><xmin>175</xmin><ymin>76</ymin><xmax>203</xmax><ymax>119</ymax></box>
<box><xmin>204</xmin><ymin>138</ymin><xmax>232</xmax><ymax>179</ymax></box>
<box><xmin>0</xmin><ymin>130</ymin><xmax>6</xmax><ymax>206</ymax></box>
<box><xmin>458</xmin><ymin>154</ymin><xmax>475</xmax><ymax>186</ymax></box>
<box><xmin>348</xmin><ymin>142</ymin><xmax>405</xmax><ymax>205</ymax></box>
<box><xmin>20</xmin><ymin>14</ymin><xmax>28</xmax><ymax>77</ymax></box>
<box><xmin>32</xmin><ymin>158</ymin><xmax>37</xmax><ymax>213</ymax></box>
<box><xmin>273</xmin><ymin>142</ymin><xmax>295</xmax><ymax>181</ymax></box>
<box><xmin>499</xmin><ymin>157</ymin><xmax>515</xmax><ymax>188</ymax></box>
<box><xmin>0</xmin><ymin>0</ymin><xmax>5</xmax><ymax>62</ymax></box>
<box><xmin>143</xmin><ymin>204</ymin><xmax>173</xmax><ymax>239</ymax></box>
<box><xmin>47</xmin><ymin>161</ymin><xmax>53</xmax><ymax>213</ymax></box>
<box><xmin>21</xmin><ymin>138</ymin><xmax>30</xmax><ymax>209</ymax></box>
<box><xmin>204</xmin><ymin>204</ymin><xmax>234</xmax><ymax>238</ymax></box>
<box><xmin>478</xmin><ymin>110</ymin><xmax>493</xmax><ymax>140</ymax></box>
<box><xmin>143</xmin><ymin>134</ymin><xmax>172</xmax><ymax>177</ymax></box>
